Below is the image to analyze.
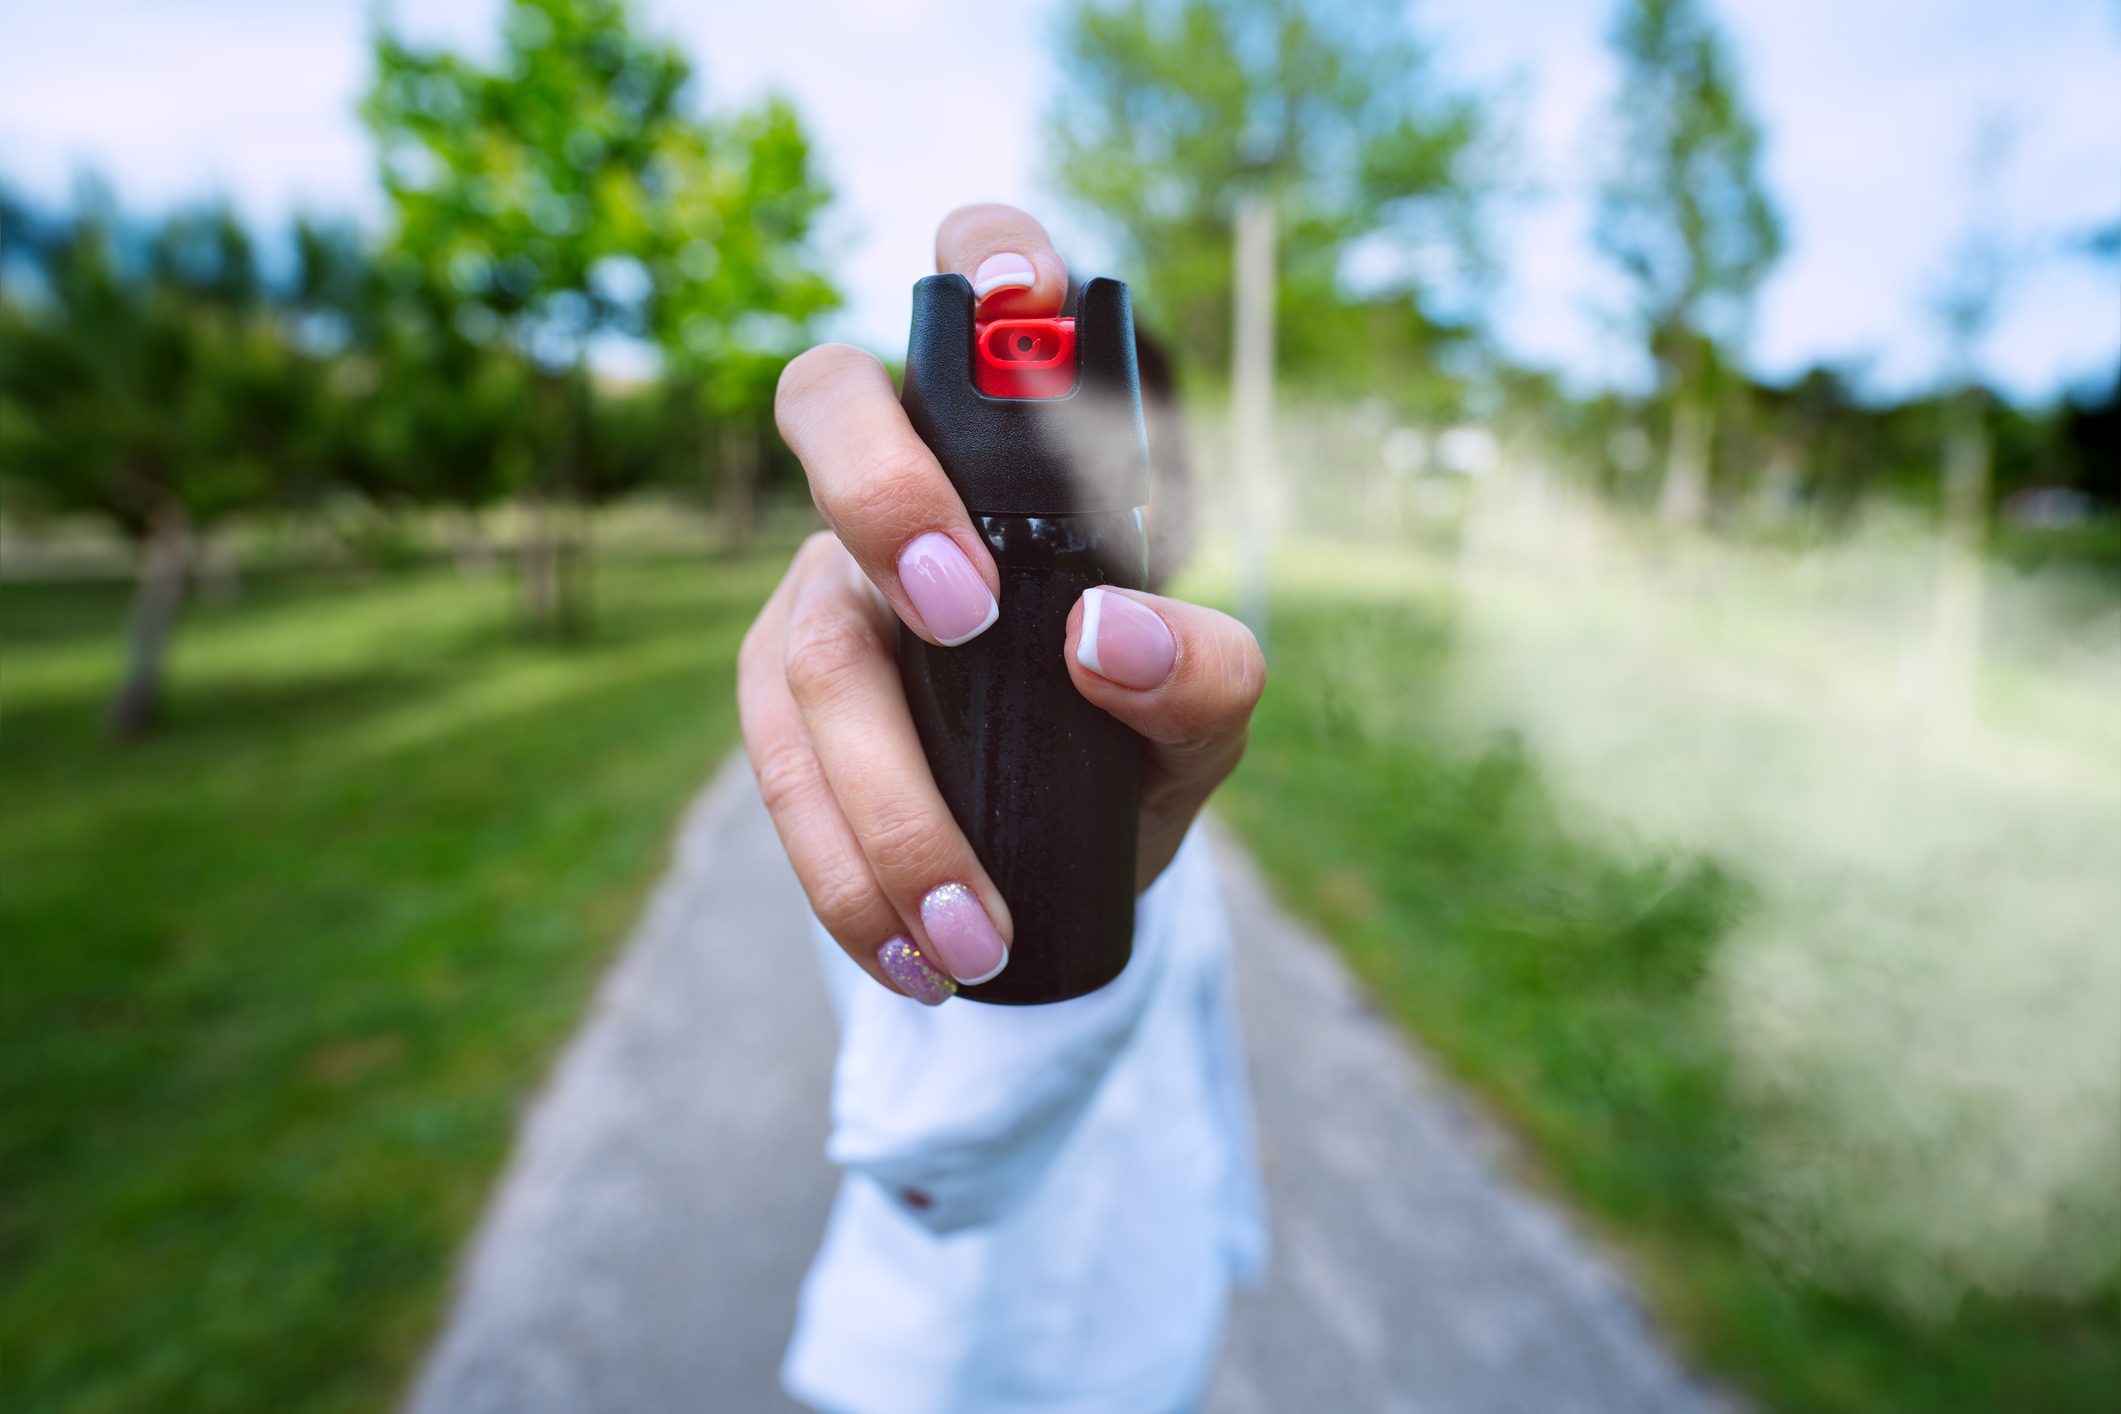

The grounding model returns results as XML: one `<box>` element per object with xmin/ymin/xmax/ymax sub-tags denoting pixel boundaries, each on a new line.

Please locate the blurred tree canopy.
<box><xmin>0</xmin><ymin>195</ymin><xmax>337</xmax><ymax>735</ymax></box>
<box><xmin>1596</xmin><ymin>0</ymin><xmax>1784</xmax><ymax>526</ymax></box>
<box><xmin>1047</xmin><ymin>0</ymin><xmax>1486</xmax><ymax>398</ymax></box>
<box><xmin>5</xmin><ymin>0</ymin><xmax>2114</xmax><ymax>748</ymax></box>
<box><xmin>0</xmin><ymin>0</ymin><xmax>839</xmax><ymax>736</ymax></box>
<box><xmin>364</xmin><ymin>0</ymin><xmax>835</xmax><ymax>630</ymax></box>
<box><xmin>640</xmin><ymin>95</ymin><xmax>838</xmax><ymax>551</ymax></box>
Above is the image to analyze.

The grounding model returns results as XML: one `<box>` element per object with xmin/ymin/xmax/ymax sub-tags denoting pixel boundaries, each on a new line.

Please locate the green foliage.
<box><xmin>1047</xmin><ymin>0</ymin><xmax>1484</xmax><ymax>389</ymax></box>
<box><xmin>2055</xmin><ymin>373</ymin><xmax>2120</xmax><ymax>508</ymax></box>
<box><xmin>364</xmin><ymin>0</ymin><xmax>834</xmax><ymax>414</ymax></box>
<box><xmin>643</xmin><ymin>93</ymin><xmax>839</xmax><ymax>419</ymax></box>
<box><xmin>362</xmin><ymin>0</ymin><xmax>837</xmax><ymax>619</ymax></box>
<box><xmin>0</xmin><ymin>547</ymin><xmax>784</xmax><ymax>1412</ymax></box>
<box><xmin>1596</xmin><ymin>0</ymin><xmax>1783</xmax><ymax>372</ymax></box>
<box><xmin>365</xmin><ymin>0</ymin><xmax>694</xmax><ymax>368</ymax></box>
<box><xmin>0</xmin><ymin>196</ymin><xmax>328</xmax><ymax>538</ymax></box>
<box><xmin>336</xmin><ymin>292</ymin><xmax>535</xmax><ymax>514</ymax></box>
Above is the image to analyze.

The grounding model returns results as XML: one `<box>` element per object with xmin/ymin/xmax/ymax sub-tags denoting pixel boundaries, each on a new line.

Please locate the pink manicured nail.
<box><xmin>897</xmin><ymin>532</ymin><xmax>999</xmax><ymax>646</ymax></box>
<box><xmin>1076</xmin><ymin>587</ymin><xmax>1175</xmax><ymax>689</ymax></box>
<box><xmin>920</xmin><ymin>882</ymin><xmax>1008</xmax><ymax>984</ymax></box>
<box><xmin>877</xmin><ymin>936</ymin><xmax>956</xmax><ymax>1006</ymax></box>
<box><xmin>971</xmin><ymin>252</ymin><xmax>1035</xmax><ymax>300</ymax></box>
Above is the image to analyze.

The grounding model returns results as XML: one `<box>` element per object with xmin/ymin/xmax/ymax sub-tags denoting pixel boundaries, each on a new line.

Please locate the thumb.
<box><xmin>1064</xmin><ymin>587</ymin><xmax>1267</xmax><ymax>876</ymax></box>
<box><xmin>934</xmin><ymin>203</ymin><xmax>1070</xmax><ymax>319</ymax></box>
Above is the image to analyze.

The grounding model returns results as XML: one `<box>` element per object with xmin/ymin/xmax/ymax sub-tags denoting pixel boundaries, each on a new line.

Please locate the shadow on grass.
<box><xmin>2</xmin><ymin>669</ymin><xmax>434</xmax><ymax>770</ymax></box>
<box><xmin>0</xmin><ymin>554</ymin><xmax>766</xmax><ymax>1414</ymax></box>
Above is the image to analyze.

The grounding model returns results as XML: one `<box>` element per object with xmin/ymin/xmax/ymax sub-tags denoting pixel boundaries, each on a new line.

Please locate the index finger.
<box><xmin>935</xmin><ymin>203</ymin><xmax>1070</xmax><ymax>318</ymax></box>
<box><xmin>776</xmin><ymin>343</ymin><xmax>1000</xmax><ymax>647</ymax></box>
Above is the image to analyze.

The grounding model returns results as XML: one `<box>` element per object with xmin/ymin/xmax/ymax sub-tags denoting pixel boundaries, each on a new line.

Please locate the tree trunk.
<box><xmin>519</xmin><ymin>491</ymin><xmax>563</xmax><ymax>637</ymax></box>
<box><xmin>1657</xmin><ymin>394</ymin><xmax>1714</xmax><ymax>528</ymax></box>
<box><xmin>518</xmin><ymin>376</ymin><xmax>593</xmax><ymax>639</ymax></box>
<box><xmin>718</xmin><ymin>422</ymin><xmax>759</xmax><ymax>556</ymax></box>
<box><xmin>107</xmin><ymin>505</ymin><xmax>193</xmax><ymax>740</ymax></box>
<box><xmin>517</xmin><ymin>495</ymin><xmax>592</xmax><ymax>638</ymax></box>
<box><xmin>555</xmin><ymin>498</ymin><xmax>592</xmax><ymax>639</ymax></box>
<box><xmin>451</xmin><ymin>508</ymin><xmax>498</xmax><ymax>579</ymax></box>
<box><xmin>1756</xmin><ymin>439</ymin><xmax>1803</xmax><ymax>525</ymax></box>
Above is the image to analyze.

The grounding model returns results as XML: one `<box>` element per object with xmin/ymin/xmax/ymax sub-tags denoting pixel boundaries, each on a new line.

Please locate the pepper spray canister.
<box><xmin>897</xmin><ymin>273</ymin><xmax>1151</xmax><ymax>1005</ymax></box>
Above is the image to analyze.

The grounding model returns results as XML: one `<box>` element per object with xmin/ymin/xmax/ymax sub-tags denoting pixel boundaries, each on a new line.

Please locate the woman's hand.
<box><xmin>737</xmin><ymin>204</ymin><xmax>1265</xmax><ymax>1005</ymax></box>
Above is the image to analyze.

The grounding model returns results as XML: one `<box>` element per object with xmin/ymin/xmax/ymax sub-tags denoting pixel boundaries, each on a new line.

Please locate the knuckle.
<box><xmin>781</xmin><ymin>599</ymin><xmax>878</xmax><ymax>702</ymax></box>
<box><xmin>776</xmin><ymin>343</ymin><xmax>875</xmax><ymax>422</ymax></box>
<box><xmin>806</xmin><ymin>864</ymin><xmax>886</xmax><ymax>936</ymax></box>
<box><xmin>1190</xmin><ymin>613</ymin><xmax>1266</xmax><ymax>715</ymax></box>
<box><xmin>748</xmin><ymin>736</ymin><xmax>820</xmax><ymax>819</ymax></box>
<box><xmin>1162</xmin><ymin>701</ymin><xmax>1227</xmax><ymax>754</ymax></box>
<box><xmin>1166</xmin><ymin>619</ymin><xmax>1266</xmax><ymax>747</ymax></box>
<box><xmin>792</xmin><ymin>528</ymin><xmax>844</xmax><ymax>574</ymax></box>
<box><xmin>861</xmin><ymin>795</ymin><xmax>955</xmax><ymax>882</ymax></box>
<box><xmin>826</xmin><ymin>445</ymin><xmax>937</xmax><ymax>533</ymax></box>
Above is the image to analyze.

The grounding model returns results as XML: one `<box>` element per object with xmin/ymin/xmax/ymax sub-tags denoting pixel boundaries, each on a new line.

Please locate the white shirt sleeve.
<box><xmin>808</xmin><ymin>852</ymin><xmax>1180</xmax><ymax>1236</ymax></box>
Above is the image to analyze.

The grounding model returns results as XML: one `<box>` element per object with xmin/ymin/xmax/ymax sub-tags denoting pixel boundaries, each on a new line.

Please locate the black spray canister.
<box><xmin>897</xmin><ymin>273</ymin><xmax>1150</xmax><ymax>1005</ymax></box>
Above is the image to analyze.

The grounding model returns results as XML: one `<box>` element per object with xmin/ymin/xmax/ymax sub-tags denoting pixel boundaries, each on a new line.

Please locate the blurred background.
<box><xmin>1</xmin><ymin>1</ymin><xmax>2115</xmax><ymax>1410</ymax></box>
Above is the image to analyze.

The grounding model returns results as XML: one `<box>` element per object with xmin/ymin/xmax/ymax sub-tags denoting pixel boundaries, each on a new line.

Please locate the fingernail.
<box><xmin>1076</xmin><ymin>587</ymin><xmax>1175</xmax><ymax>688</ymax></box>
<box><xmin>898</xmin><ymin>532</ymin><xmax>999</xmax><ymax>646</ymax></box>
<box><xmin>971</xmin><ymin>252</ymin><xmax>1035</xmax><ymax>300</ymax></box>
<box><xmin>878</xmin><ymin>936</ymin><xmax>956</xmax><ymax>1006</ymax></box>
<box><xmin>920</xmin><ymin>882</ymin><xmax>1008</xmax><ymax>984</ymax></box>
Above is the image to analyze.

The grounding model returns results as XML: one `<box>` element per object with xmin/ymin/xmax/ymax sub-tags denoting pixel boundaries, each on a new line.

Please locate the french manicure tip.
<box><xmin>971</xmin><ymin>252</ymin><xmax>1037</xmax><ymax>299</ymax></box>
<box><xmin>973</xmin><ymin>271</ymin><xmax>1035</xmax><ymax>298</ymax></box>
<box><xmin>1077</xmin><ymin>586</ymin><xmax>1108</xmax><ymax>676</ymax></box>
<box><xmin>955</xmin><ymin>946</ymin><xmax>1009</xmax><ymax>987</ymax></box>
<box><xmin>934</xmin><ymin>597</ymin><xmax>1000</xmax><ymax>648</ymax></box>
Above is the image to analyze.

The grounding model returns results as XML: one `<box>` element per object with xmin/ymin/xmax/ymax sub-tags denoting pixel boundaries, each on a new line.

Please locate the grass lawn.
<box><xmin>1202</xmin><ymin>549</ymin><xmax>2119</xmax><ymax>1414</ymax></box>
<box><xmin>5</xmin><ymin>527</ymin><xmax>2111</xmax><ymax>1413</ymax></box>
<box><xmin>0</xmin><ymin>547</ymin><xmax>781</xmax><ymax>1412</ymax></box>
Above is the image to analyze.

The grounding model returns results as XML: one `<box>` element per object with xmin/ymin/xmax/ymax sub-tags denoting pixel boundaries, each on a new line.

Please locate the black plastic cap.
<box><xmin>900</xmin><ymin>273</ymin><xmax>1151</xmax><ymax>515</ymax></box>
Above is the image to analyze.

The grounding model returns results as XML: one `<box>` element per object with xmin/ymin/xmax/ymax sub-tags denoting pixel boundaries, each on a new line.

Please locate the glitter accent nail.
<box><xmin>877</xmin><ymin>935</ymin><xmax>956</xmax><ymax>1006</ymax></box>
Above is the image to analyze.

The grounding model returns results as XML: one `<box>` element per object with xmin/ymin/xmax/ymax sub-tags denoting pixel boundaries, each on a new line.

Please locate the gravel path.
<box><xmin>406</xmin><ymin>758</ymin><xmax>1727</xmax><ymax>1413</ymax></box>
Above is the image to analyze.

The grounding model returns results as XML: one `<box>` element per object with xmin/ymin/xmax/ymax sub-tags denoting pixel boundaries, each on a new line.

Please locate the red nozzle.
<box><xmin>973</xmin><ymin>317</ymin><xmax>1076</xmax><ymax>399</ymax></box>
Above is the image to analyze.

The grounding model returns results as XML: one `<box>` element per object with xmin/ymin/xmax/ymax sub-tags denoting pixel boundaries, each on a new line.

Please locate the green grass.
<box><xmin>0</xmin><ymin>549</ymin><xmax>780</xmax><ymax>1413</ymax></box>
<box><xmin>1207</xmin><ymin>566</ymin><xmax>2120</xmax><ymax>1414</ymax></box>
<box><xmin>6</xmin><ymin>528</ymin><xmax>2113</xmax><ymax>1413</ymax></box>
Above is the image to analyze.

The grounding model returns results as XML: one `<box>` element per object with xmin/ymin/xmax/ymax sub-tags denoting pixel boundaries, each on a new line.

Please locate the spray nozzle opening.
<box><xmin>972</xmin><ymin>317</ymin><xmax>1077</xmax><ymax>399</ymax></box>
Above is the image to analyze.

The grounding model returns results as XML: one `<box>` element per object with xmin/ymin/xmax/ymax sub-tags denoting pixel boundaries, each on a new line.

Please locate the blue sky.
<box><xmin>2</xmin><ymin>0</ymin><xmax>2114</xmax><ymax>402</ymax></box>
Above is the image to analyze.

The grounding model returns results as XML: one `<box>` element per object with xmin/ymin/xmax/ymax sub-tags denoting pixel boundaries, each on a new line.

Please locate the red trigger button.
<box><xmin>973</xmin><ymin>317</ymin><xmax>1076</xmax><ymax>399</ymax></box>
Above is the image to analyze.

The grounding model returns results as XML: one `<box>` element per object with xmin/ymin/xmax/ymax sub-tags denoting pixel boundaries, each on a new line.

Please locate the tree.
<box><xmin>1047</xmin><ymin>0</ymin><xmax>1484</xmax><ymax>384</ymax></box>
<box><xmin>327</xmin><ymin>245</ymin><xmax>536</xmax><ymax>569</ymax></box>
<box><xmin>1596</xmin><ymin>0</ymin><xmax>1782</xmax><ymax>526</ymax></box>
<box><xmin>364</xmin><ymin>0</ymin><xmax>702</xmax><ymax>635</ymax></box>
<box><xmin>641</xmin><ymin>95</ymin><xmax>837</xmax><ymax>553</ymax></box>
<box><xmin>0</xmin><ymin>195</ymin><xmax>326</xmax><ymax>736</ymax></box>
<box><xmin>365</xmin><ymin>0</ymin><xmax>838</xmax><ymax>606</ymax></box>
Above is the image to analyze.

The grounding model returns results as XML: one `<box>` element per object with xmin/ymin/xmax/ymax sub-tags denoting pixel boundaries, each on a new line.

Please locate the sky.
<box><xmin>2</xmin><ymin>0</ymin><xmax>2115</xmax><ymax>403</ymax></box>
